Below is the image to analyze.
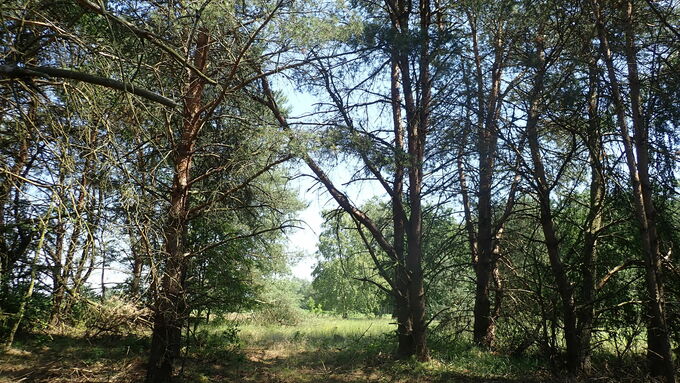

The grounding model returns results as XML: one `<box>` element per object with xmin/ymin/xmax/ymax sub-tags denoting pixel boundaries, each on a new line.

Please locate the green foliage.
<box><xmin>191</xmin><ymin>326</ymin><xmax>243</xmax><ymax>362</ymax></box>
<box><xmin>253</xmin><ymin>278</ymin><xmax>307</xmax><ymax>325</ymax></box>
<box><xmin>305</xmin><ymin>297</ymin><xmax>324</xmax><ymax>315</ymax></box>
<box><xmin>311</xmin><ymin>208</ymin><xmax>392</xmax><ymax>317</ymax></box>
<box><xmin>0</xmin><ymin>291</ymin><xmax>51</xmax><ymax>336</ymax></box>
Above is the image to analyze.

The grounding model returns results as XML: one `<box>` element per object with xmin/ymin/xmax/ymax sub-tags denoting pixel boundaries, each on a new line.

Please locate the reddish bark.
<box><xmin>146</xmin><ymin>29</ymin><xmax>210</xmax><ymax>383</ymax></box>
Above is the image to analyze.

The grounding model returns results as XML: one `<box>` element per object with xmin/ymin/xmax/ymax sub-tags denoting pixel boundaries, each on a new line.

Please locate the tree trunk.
<box><xmin>131</xmin><ymin>247</ymin><xmax>143</xmax><ymax>296</ymax></box>
<box><xmin>576</xmin><ymin>57</ymin><xmax>605</xmax><ymax>374</ymax></box>
<box><xmin>468</xmin><ymin>13</ymin><xmax>506</xmax><ymax>348</ymax></box>
<box><xmin>591</xmin><ymin>1</ymin><xmax>675</xmax><ymax>380</ymax></box>
<box><xmin>402</xmin><ymin>0</ymin><xmax>431</xmax><ymax>360</ymax></box>
<box><xmin>524</xmin><ymin>36</ymin><xmax>579</xmax><ymax>375</ymax></box>
<box><xmin>146</xmin><ymin>29</ymin><xmax>209</xmax><ymax>383</ymax></box>
<box><xmin>0</xmin><ymin>131</ymin><xmax>30</xmax><ymax>305</ymax></box>
<box><xmin>49</xmin><ymin>216</ymin><xmax>66</xmax><ymax>326</ymax></box>
<box><xmin>528</xmin><ymin>148</ymin><xmax>580</xmax><ymax>375</ymax></box>
<box><xmin>4</xmin><ymin>203</ymin><xmax>53</xmax><ymax>350</ymax></box>
<box><xmin>50</xmin><ymin>148</ymin><xmax>92</xmax><ymax>324</ymax></box>
<box><xmin>622</xmin><ymin>4</ymin><xmax>673</xmax><ymax>380</ymax></box>
<box><xmin>128</xmin><ymin>144</ymin><xmax>150</xmax><ymax>297</ymax></box>
<box><xmin>395</xmin><ymin>277</ymin><xmax>414</xmax><ymax>358</ymax></box>
<box><xmin>389</xmin><ymin>51</ymin><xmax>414</xmax><ymax>359</ymax></box>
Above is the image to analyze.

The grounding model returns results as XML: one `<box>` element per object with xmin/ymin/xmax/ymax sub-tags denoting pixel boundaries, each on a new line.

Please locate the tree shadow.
<box><xmin>0</xmin><ymin>333</ymin><xmax>147</xmax><ymax>383</ymax></box>
<box><xmin>196</xmin><ymin>335</ymin><xmax>548</xmax><ymax>383</ymax></box>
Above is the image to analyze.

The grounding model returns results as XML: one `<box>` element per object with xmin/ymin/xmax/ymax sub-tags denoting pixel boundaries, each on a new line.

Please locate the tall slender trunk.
<box><xmin>468</xmin><ymin>13</ymin><xmax>506</xmax><ymax>348</ymax></box>
<box><xmin>0</xmin><ymin>131</ymin><xmax>30</xmax><ymax>303</ymax></box>
<box><xmin>146</xmin><ymin>29</ymin><xmax>209</xmax><ymax>383</ymax></box>
<box><xmin>4</xmin><ymin>202</ymin><xmax>53</xmax><ymax>350</ymax></box>
<box><xmin>131</xmin><ymin>243</ymin><xmax>144</xmax><ymax>296</ymax></box>
<box><xmin>129</xmin><ymin>147</ymin><xmax>148</xmax><ymax>296</ymax></box>
<box><xmin>623</xmin><ymin>4</ymin><xmax>673</xmax><ymax>379</ymax></box>
<box><xmin>576</xmin><ymin>58</ymin><xmax>605</xmax><ymax>373</ymax></box>
<box><xmin>50</xmin><ymin>144</ymin><xmax>93</xmax><ymax>324</ymax></box>
<box><xmin>383</xmin><ymin>0</ymin><xmax>430</xmax><ymax>360</ymax></box>
<box><xmin>590</xmin><ymin>1</ymin><xmax>675</xmax><ymax>380</ymax></box>
<box><xmin>525</xmin><ymin>36</ymin><xmax>579</xmax><ymax>375</ymax></box>
<box><xmin>401</xmin><ymin>0</ymin><xmax>431</xmax><ymax>361</ymax></box>
<box><xmin>390</xmin><ymin>49</ymin><xmax>414</xmax><ymax>359</ymax></box>
<box><xmin>49</xmin><ymin>195</ymin><xmax>66</xmax><ymax>325</ymax></box>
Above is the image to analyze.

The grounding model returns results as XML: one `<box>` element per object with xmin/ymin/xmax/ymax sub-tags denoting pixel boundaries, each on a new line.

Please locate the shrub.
<box><xmin>253</xmin><ymin>278</ymin><xmax>305</xmax><ymax>325</ymax></box>
<box><xmin>191</xmin><ymin>326</ymin><xmax>242</xmax><ymax>361</ymax></box>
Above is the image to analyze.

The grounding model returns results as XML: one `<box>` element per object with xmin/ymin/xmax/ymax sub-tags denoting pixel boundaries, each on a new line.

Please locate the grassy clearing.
<box><xmin>237</xmin><ymin>316</ymin><xmax>395</xmax><ymax>345</ymax></box>
<box><xmin>0</xmin><ymin>314</ymin><xmax>652</xmax><ymax>382</ymax></box>
<box><xmin>182</xmin><ymin>315</ymin><xmax>398</xmax><ymax>383</ymax></box>
<box><xmin>182</xmin><ymin>315</ymin><xmax>549</xmax><ymax>383</ymax></box>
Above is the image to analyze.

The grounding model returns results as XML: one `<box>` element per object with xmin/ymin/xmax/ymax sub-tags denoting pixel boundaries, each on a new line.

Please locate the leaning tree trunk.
<box><xmin>524</xmin><ymin>37</ymin><xmax>580</xmax><ymax>375</ymax></box>
<box><xmin>622</xmin><ymin>4</ymin><xmax>674</xmax><ymax>380</ymax></box>
<box><xmin>146</xmin><ymin>29</ymin><xmax>209</xmax><ymax>383</ymax></box>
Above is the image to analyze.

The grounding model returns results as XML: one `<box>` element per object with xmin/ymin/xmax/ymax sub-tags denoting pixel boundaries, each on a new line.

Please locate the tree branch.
<box><xmin>0</xmin><ymin>64</ymin><xmax>179</xmax><ymax>108</ymax></box>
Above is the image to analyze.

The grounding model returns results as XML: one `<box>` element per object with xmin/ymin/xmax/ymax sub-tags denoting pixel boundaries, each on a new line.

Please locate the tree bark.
<box><xmin>576</xmin><ymin>56</ymin><xmax>605</xmax><ymax>374</ymax></box>
<box><xmin>0</xmin><ymin>64</ymin><xmax>178</xmax><ymax>108</ymax></box>
<box><xmin>399</xmin><ymin>0</ymin><xmax>431</xmax><ymax>360</ymax></box>
<box><xmin>590</xmin><ymin>1</ymin><xmax>675</xmax><ymax>380</ymax></box>
<box><xmin>524</xmin><ymin>35</ymin><xmax>579</xmax><ymax>375</ymax></box>
<box><xmin>389</xmin><ymin>48</ymin><xmax>414</xmax><ymax>359</ymax></box>
<box><xmin>466</xmin><ymin>12</ymin><xmax>508</xmax><ymax>348</ymax></box>
<box><xmin>146</xmin><ymin>29</ymin><xmax>209</xmax><ymax>383</ymax></box>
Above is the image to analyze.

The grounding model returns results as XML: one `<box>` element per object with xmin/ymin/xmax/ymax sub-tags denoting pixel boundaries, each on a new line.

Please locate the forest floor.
<box><xmin>0</xmin><ymin>315</ymin><xmax>646</xmax><ymax>383</ymax></box>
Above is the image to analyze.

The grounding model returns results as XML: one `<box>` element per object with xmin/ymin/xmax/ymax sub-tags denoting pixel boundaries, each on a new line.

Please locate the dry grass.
<box><xmin>0</xmin><ymin>337</ymin><xmax>146</xmax><ymax>383</ymax></box>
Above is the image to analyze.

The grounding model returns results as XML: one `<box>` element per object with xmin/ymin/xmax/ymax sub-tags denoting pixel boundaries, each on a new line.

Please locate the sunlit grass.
<box><xmin>194</xmin><ymin>314</ymin><xmax>550</xmax><ymax>381</ymax></box>
<box><xmin>4</xmin><ymin>314</ymin><xmax>650</xmax><ymax>382</ymax></box>
<box><xmin>237</xmin><ymin>315</ymin><xmax>395</xmax><ymax>346</ymax></box>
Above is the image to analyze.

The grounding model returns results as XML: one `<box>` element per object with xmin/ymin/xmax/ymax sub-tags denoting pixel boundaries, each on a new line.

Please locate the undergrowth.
<box><xmin>1</xmin><ymin>313</ymin><xmax>658</xmax><ymax>383</ymax></box>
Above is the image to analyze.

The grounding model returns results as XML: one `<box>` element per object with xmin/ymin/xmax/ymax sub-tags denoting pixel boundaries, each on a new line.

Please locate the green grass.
<box><xmin>237</xmin><ymin>315</ymin><xmax>395</xmax><ymax>346</ymax></box>
<box><xmin>2</xmin><ymin>313</ymin><xmax>653</xmax><ymax>382</ymax></box>
<box><xmin>186</xmin><ymin>314</ymin><xmax>551</xmax><ymax>382</ymax></box>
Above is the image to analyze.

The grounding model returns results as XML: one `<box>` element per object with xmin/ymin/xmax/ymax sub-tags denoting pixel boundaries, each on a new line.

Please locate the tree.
<box><xmin>259</xmin><ymin>0</ymin><xmax>452</xmax><ymax>358</ymax></box>
<box><xmin>452</xmin><ymin>0</ymin><xmax>526</xmax><ymax>348</ymax></box>
<box><xmin>2</xmin><ymin>1</ymin><xmax>302</xmax><ymax>381</ymax></box>
<box><xmin>312</xmin><ymin>210</ymin><xmax>392</xmax><ymax>317</ymax></box>
<box><xmin>590</xmin><ymin>0</ymin><xmax>676</xmax><ymax>380</ymax></box>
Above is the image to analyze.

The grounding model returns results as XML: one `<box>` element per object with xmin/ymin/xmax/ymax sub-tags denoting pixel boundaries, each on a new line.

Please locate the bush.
<box><xmin>191</xmin><ymin>326</ymin><xmax>242</xmax><ymax>361</ymax></box>
<box><xmin>253</xmin><ymin>278</ymin><xmax>305</xmax><ymax>325</ymax></box>
<box><xmin>0</xmin><ymin>291</ymin><xmax>51</xmax><ymax>336</ymax></box>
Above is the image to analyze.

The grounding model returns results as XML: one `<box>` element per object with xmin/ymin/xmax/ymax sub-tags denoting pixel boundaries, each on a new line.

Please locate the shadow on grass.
<box><xmin>3</xmin><ymin>324</ymin><xmax>643</xmax><ymax>383</ymax></box>
<box><xmin>0</xmin><ymin>333</ymin><xmax>148</xmax><ymax>383</ymax></box>
<box><xmin>179</xmin><ymin>328</ymin><xmax>548</xmax><ymax>383</ymax></box>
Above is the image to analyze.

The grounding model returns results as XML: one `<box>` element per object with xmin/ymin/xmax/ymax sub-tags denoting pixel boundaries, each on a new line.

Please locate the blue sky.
<box><xmin>279</xmin><ymin>77</ymin><xmax>389</xmax><ymax>281</ymax></box>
